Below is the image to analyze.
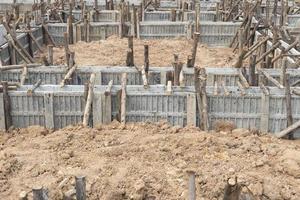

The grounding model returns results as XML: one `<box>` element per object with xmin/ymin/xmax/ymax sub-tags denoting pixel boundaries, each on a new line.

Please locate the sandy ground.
<box><xmin>50</xmin><ymin>36</ymin><xmax>237</xmax><ymax>67</ymax></box>
<box><xmin>1</xmin><ymin>121</ymin><xmax>300</xmax><ymax>200</ymax></box>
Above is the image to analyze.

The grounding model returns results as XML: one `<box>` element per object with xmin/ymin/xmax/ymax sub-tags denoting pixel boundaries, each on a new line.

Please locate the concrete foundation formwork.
<box><xmin>2</xmin><ymin>66</ymin><xmax>300</xmax><ymax>87</ymax></box>
<box><xmin>1</xmin><ymin>85</ymin><xmax>299</xmax><ymax>138</ymax></box>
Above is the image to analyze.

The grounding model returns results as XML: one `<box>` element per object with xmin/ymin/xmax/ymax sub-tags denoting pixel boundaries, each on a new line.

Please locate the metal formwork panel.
<box><xmin>143</xmin><ymin>11</ymin><xmax>172</xmax><ymax>21</ymax></box>
<box><xmin>88</xmin><ymin>22</ymin><xmax>119</xmax><ymax>41</ymax></box>
<box><xmin>160</xmin><ymin>1</ymin><xmax>178</xmax><ymax>8</ymax></box>
<box><xmin>186</xmin><ymin>11</ymin><xmax>216</xmax><ymax>21</ymax></box>
<box><xmin>199</xmin><ymin>2</ymin><xmax>217</xmax><ymax>11</ymax></box>
<box><xmin>47</xmin><ymin>23</ymin><xmax>67</xmax><ymax>45</ymax></box>
<box><xmin>0</xmin><ymin>44</ymin><xmax>11</xmax><ymax>65</ymax></box>
<box><xmin>125</xmin><ymin>94</ymin><xmax>187</xmax><ymax>126</ymax></box>
<box><xmin>139</xmin><ymin>21</ymin><xmax>188</xmax><ymax>39</ymax></box>
<box><xmin>9</xmin><ymin>93</ymin><xmax>46</xmax><ymax>128</ymax></box>
<box><xmin>287</xmin><ymin>15</ymin><xmax>300</xmax><ymax>27</ymax></box>
<box><xmin>53</xmin><ymin>92</ymin><xmax>86</xmax><ymax>129</ymax></box>
<box><xmin>207</xmin><ymin>88</ymin><xmax>262</xmax><ymax>130</ymax></box>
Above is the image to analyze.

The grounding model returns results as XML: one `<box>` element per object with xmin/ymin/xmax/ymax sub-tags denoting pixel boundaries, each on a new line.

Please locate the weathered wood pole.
<box><xmin>187</xmin><ymin>171</ymin><xmax>196</xmax><ymax>200</ymax></box>
<box><xmin>83</xmin><ymin>74</ymin><xmax>95</xmax><ymax>127</ymax></box>
<box><xmin>249</xmin><ymin>54</ymin><xmax>257</xmax><ymax>86</ymax></box>
<box><xmin>144</xmin><ymin>45</ymin><xmax>149</xmax><ymax>75</ymax></box>
<box><xmin>47</xmin><ymin>45</ymin><xmax>53</xmax><ymax>65</ymax></box>
<box><xmin>32</xmin><ymin>186</ymin><xmax>48</xmax><ymax>200</ymax></box>
<box><xmin>126</xmin><ymin>36</ymin><xmax>134</xmax><ymax>66</ymax></box>
<box><xmin>2</xmin><ymin>81</ymin><xmax>12</xmax><ymax>131</ymax></box>
<box><xmin>75</xmin><ymin>176</ymin><xmax>86</xmax><ymax>200</ymax></box>
<box><xmin>190</xmin><ymin>32</ymin><xmax>200</xmax><ymax>68</ymax></box>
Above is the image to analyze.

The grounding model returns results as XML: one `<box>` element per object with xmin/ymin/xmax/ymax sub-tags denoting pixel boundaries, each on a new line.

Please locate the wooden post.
<box><xmin>20</xmin><ymin>65</ymin><xmax>28</xmax><ymax>86</ymax></box>
<box><xmin>249</xmin><ymin>54</ymin><xmax>257</xmax><ymax>86</ymax></box>
<box><xmin>47</xmin><ymin>45</ymin><xmax>53</xmax><ymax>65</ymax></box>
<box><xmin>120</xmin><ymin>73</ymin><xmax>127</xmax><ymax>124</ymax></box>
<box><xmin>144</xmin><ymin>45</ymin><xmax>149</xmax><ymax>75</ymax></box>
<box><xmin>280</xmin><ymin>57</ymin><xmax>287</xmax><ymax>86</ymax></box>
<box><xmin>126</xmin><ymin>36</ymin><xmax>134</xmax><ymax>66</ymax></box>
<box><xmin>83</xmin><ymin>73</ymin><xmax>96</xmax><ymax>127</ymax></box>
<box><xmin>8</xmin><ymin>41</ymin><xmax>16</xmax><ymax>65</ymax></box>
<box><xmin>1</xmin><ymin>82</ymin><xmax>12</xmax><ymax>131</ymax></box>
<box><xmin>132</xmin><ymin>5</ymin><xmax>137</xmax><ymax>37</ymax></box>
<box><xmin>238</xmin><ymin>28</ymin><xmax>244</xmax><ymax>54</ymax></box>
<box><xmin>187</xmin><ymin>171</ymin><xmax>196</xmax><ymax>200</ymax></box>
<box><xmin>67</xmin><ymin>16</ymin><xmax>74</xmax><ymax>44</ymax></box>
<box><xmin>60</xmin><ymin>65</ymin><xmax>77</xmax><ymax>87</ymax></box>
<box><xmin>171</xmin><ymin>9</ymin><xmax>176</xmax><ymax>21</ymax></box>
<box><xmin>285</xmin><ymin>73</ymin><xmax>293</xmax><ymax>139</ymax></box>
<box><xmin>27</xmin><ymin>79</ymin><xmax>42</xmax><ymax>95</ymax></box>
<box><xmin>173</xmin><ymin>57</ymin><xmax>183</xmax><ymax>86</ymax></box>
<box><xmin>190</xmin><ymin>32</ymin><xmax>200</xmax><ymax>68</ymax></box>
<box><xmin>75</xmin><ymin>176</ymin><xmax>86</xmax><ymax>200</ymax></box>
<box><xmin>63</xmin><ymin>32</ymin><xmax>70</xmax><ymax>66</ymax></box>
<box><xmin>32</xmin><ymin>186</ymin><xmax>48</xmax><ymax>200</ymax></box>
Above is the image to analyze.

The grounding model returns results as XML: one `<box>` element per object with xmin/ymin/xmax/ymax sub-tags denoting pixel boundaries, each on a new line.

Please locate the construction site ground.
<box><xmin>1</xmin><ymin>121</ymin><xmax>300</xmax><ymax>200</ymax></box>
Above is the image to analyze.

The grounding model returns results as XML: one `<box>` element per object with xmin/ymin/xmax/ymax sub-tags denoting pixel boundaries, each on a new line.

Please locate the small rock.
<box><xmin>248</xmin><ymin>182</ymin><xmax>263</xmax><ymax>196</ymax></box>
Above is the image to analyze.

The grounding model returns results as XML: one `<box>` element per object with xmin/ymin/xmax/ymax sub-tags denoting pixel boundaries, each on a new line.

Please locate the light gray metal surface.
<box><xmin>143</xmin><ymin>11</ymin><xmax>216</xmax><ymax>22</ymax></box>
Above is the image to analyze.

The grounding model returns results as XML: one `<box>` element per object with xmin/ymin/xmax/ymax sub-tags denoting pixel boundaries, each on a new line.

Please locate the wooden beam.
<box><xmin>259</xmin><ymin>69</ymin><xmax>284</xmax><ymax>89</ymax></box>
<box><xmin>120</xmin><ymin>73</ymin><xmax>127</xmax><ymax>124</ymax></box>
<box><xmin>190</xmin><ymin>32</ymin><xmax>200</xmax><ymax>68</ymax></box>
<box><xmin>27</xmin><ymin>79</ymin><xmax>42</xmax><ymax>95</ymax></box>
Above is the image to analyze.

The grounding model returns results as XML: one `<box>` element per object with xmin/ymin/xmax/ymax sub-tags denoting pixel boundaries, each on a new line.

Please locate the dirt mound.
<box><xmin>49</xmin><ymin>36</ymin><xmax>237</xmax><ymax>67</ymax></box>
<box><xmin>0</xmin><ymin>121</ymin><xmax>300</xmax><ymax>199</ymax></box>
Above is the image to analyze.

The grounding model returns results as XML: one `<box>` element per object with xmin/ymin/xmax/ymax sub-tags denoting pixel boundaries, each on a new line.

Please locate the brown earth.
<box><xmin>1</xmin><ymin>121</ymin><xmax>300</xmax><ymax>200</ymax></box>
<box><xmin>50</xmin><ymin>36</ymin><xmax>237</xmax><ymax>67</ymax></box>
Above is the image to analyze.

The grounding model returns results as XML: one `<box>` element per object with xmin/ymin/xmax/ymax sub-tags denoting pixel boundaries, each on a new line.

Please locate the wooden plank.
<box><xmin>120</xmin><ymin>73</ymin><xmax>127</xmax><ymax>124</ymax></box>
<box><xmin>0</xmin><ymin>93</ymin><xmax>6</xmax><ymax>130</ymax></box>
<box><xmin>44</xmin><ymin>93</ymin><xmax>54</xmax><ymax>129</ymax></box>
<box><xmin>83</xmin><ymin>73</ymin><xmax>96</xmax><ymax>127</ymax></box>
<box><xmin>187</xmin><ymin>93</ymin><xmax>196</xmax><ymax>126</ymax></box>
<box><xmin>102</xmin><ymin>93</ymin><xmax>112</xmax><ymax>124</ymax></box>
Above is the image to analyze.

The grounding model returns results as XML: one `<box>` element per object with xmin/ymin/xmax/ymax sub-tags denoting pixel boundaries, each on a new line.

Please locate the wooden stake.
<box><xmin>285</xmin><ymin>73</ymin><xmax>293</xmax><ymax>139</ymax></box>
<box><xmin>60</xmin><ymin>65</ymin><xmax>77</xmax><ymax>87</ymax></box>
<box><xmin>20</xmin><ymin>64</ymin><xmax>28</xmax><ymax>86</ymax></box>
<box><xmin>104</xmin><ymin>80</ymin><xmax>113</xmax><ymax>96</ymax></box>
<box><xmin>27</xmin><ymin>79</ymin><xmax>42</xmax><ymax>95</ymax></box>
<box><xmin>190</xmin><ymin>32</ymin><xmax>200</xmax><ymax>68</ymax></box>
<box><xmin>1</xmin><ymin>82</ymin><xmax>12</xmax><ymax>131</ymax></box>
<box><xmin>259</xmin><ymin>69</ymin><xmax>284</xmax><ymax>89</ymax></box>
<box><xmin>126</xmin><ymin>36</ymin><xmax>134</xmax><ymax>66</ymax></box>
<box><xmin>47</xmin><ymin>45</ymin><xmax>53</xmax><ymax>65</ymax></box>
<box><xmin>32</xmin><ymin>186</ymin><xmax>48</xmax><ymax>200</ymax></box>
<box><xmin>120</xmin><ymin>73</ymin><xmax>127</xmax><ymax>124</ymax></box>
<box><xmin>249</xmin><ymin>54</ymin><xmax>257</xmax><ymax>86</ymax></box>
<box><xmin>83</xmin><ymin>73</ymin><xmax>96</xmax><ymax>127</ymax></box>
<box><xmin>144</xmin><ymin>45</ymin><xmax>149</xmax><ymax>75</ymax></box>
<box><xmin>75</xmin><ymin>176</ymin><xmax>86</xmax><ymax>200</ymax></box>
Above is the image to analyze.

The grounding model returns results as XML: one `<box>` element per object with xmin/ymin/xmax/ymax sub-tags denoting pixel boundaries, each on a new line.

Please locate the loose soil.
<box><xmin>50</xmin><ymin>36</ymin><xmax>237</xmax><ymax>67</ymax></box>
<box><xmin>1</xmin><ymin>121</ymin><xmax>300</xmax><ymax>199</ymax></box>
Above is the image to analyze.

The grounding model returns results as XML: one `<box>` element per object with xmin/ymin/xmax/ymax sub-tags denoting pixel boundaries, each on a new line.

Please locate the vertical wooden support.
<box><xmin>83</xmin><ymin>74</ymin><xmax>96</xmax><ymax>127</ymax></box>
<box><xmin>280</xmin><ymin>58</ymin><xmax>287</xmax><ymax>86</ymax></box>
<box><xmin>249</xmin><ymin>54</ymin><xmax>257</xmax><ymax>86</ymax></box>
<box><xmin>44</xmin><ymin>93</ymin><xmax>54</xmax><ymax>129</ymax></box>
<box><xmin>238</xmin><ymin>28</ymin><xmax>244</xmax><ymax>54</ymax></box>
<box><xmin>144</xmin><ymin>45</ymin><xmax>149</xmax><ymax>75</ymax></box>
<box><xmin>2</xmin><ymin>82</ymin><xmax>12</xmax><ymax>131</ymax></box>
<box><xmin>187</xmin><ymin>93</ymin><xmax>196</xmax><ymax>126</ymax></box>
<box><xmin>67</xmin><ymin>16</ymin><xmax>73</xmax><ymax>44</ymax></box>
<box><xmin>126</xmin><ymin>36</ymin><xmax>134</xmax><ymax>66</ymax></box>
<box><xmin>195</xmin><ymin>4</ymin><xmax>200</xmax><ymax>32</ymax></box>
<box><xmin>285</xmin><ymin>73</ymin><xmax>293</xmax><ymax>139</ymax></box>
<box><xmin>32</xmin><ymin>187</ymin><xmax>48</xmax><ymax>200</ymax></box>
<box><xmin>187</xmin><ymin>171</ymin><xmax>196</xmax><ymax>200</ymax></box>
<box><xmin>0</xmin><ymin>93</ymin><xmax>6</xmax><ymax>130</ymax></box>
<box><xmin>132</xmin><ymin>5</ymin><xmax>137</xmax><ymax>37</ymax></box>
<box><xmin>47</xmin><ymin>45</ymin><xmax>53</xmax><ymax>65</ymax></box>
<box><xmin>171</xmin><ymin>9</ymin><xmax>176</xmax><ymax>21</ymax></box>
<box><xmin>8</xmin><ymin>41</ymin><xmax>16</xmax><ymax>65</ymax></box>
<box><xmin>260</xmin><ymin>91</ymin><xmax>270</xmax><ymax>132</ymax></box>
<box><xmin>63</xmin><ymin>32</ymin><xmax>70</xmax><ymax>66</ymax></box>
<box><xmin>190</xmin><ymin>32</ymin><xmax>200</xmax><ymax>68</ymax></box>
<box><xmin>260</xmin><ymin>40</ymin><xmax>267</xmax><ymax>68</ymax></box>
<box><xmin>75</xmin><ymin>176</ymin><xmax>86</xmax><ymax>200</ymax></box>
<box><xmin>136</xmin><ymin>11</ymin><xmax>140</xmax><ymax>39</ymax></box>
<box><xmin>120</xmin><ymin>73</ymin><xmax>127</xmax><ymax>124</ymax></box>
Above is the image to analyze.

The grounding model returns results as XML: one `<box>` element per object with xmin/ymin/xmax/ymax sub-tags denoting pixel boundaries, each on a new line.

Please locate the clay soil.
<box><xmin>1</xmin><ymin>121</ymin><xmax>300</xmax><ymax>200</ymax></box>
<box><xmin>50</xmin><ymin>36</ymin><xmax>237</xmax><ymax>67</ymax></box>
